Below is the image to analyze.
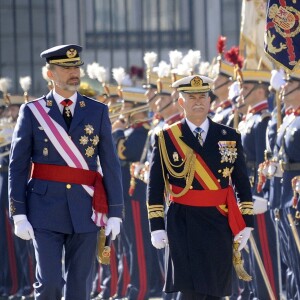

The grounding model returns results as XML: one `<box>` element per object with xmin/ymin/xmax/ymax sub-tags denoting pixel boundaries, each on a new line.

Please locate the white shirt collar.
<box><xmin>52</xmin><ymin>90</ymin><xmax>77</xmax><ymax>114</ymax></box>
<box><xmin>185</xmin><ymin>117</ymin><xmax>209</xmax><ymax>142</ymax></box>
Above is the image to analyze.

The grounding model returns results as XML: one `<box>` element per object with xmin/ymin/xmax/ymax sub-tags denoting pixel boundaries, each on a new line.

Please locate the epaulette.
<box><xmin>155</xmin><ymin>127</ymin><xmax>163</xmax><ymax>136</ymax></box>
<box><xmin>82</xmin><ymin>95</ymin><xmax>106</xmax><ymax>106</ymax></box>
<box><xmin>28</xmin><ymin>96</ymin><xmax>45</xmax><ymax>103</ymax></box>
<box><xmin>167</xmin><ymin>121</ymin><xmax>181</xmax><ymax>129</ymax></box>
<box><xmin>258</xmin><ymin>110</ymin><xmax>271</xmax><ymax>122</ymax></box>
<box><xmin>142</xmin><ymin>123</ymin><xmax>151</xmax><ymax>130</ymax></box>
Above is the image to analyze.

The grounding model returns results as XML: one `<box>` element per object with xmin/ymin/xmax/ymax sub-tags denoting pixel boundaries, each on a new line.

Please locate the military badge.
<box><xmin>79</xmin><ymin>135</ymin><xmax>89</xmax><ymax>145</ymax></box>
<box><xmin>91</xmin><ymin>135</ymin><xmax>100</xmax><ymax>146</ymax></box>
<box><xmin>79</xmin><ymin>101</ymin><xmax>86</xmax><ymax>107</ymax></box>
<box><xmin>84</xmin><ymin>124</ymin><xmax>94</xmax><ymax>135</ymax></box>
<box><xmin>85</xmin><ymin>146</ymin><xmax>95</xmax><ymax>157</ymax></box>
<box><xmin>218</xmin><ymin>141</ymin><xmax>237</xmax><ymax>163</ymax></box>
<box><xmin>46</xmin><ymin>100</ymin><xmax>53</xmax><ymax>107</ymax></box>
<box><xmin>66</xmin><ymin>48</ymin><xmax>77</xmax><ymax>58</ymax></box>
<box><xmin>222</xmin><ymin>167</ymin><xmax>234</xmax><ymax>178</ymax></box>
<box><xmin>221</xmin><ymin>129</ymin><xmax>227</xmax><ymax>135</ymax></box>
<box><xmin>191</xmin><ymin>76</ymin><xmax>202</xmax><ymax>87</ymax></box>
<box><xmin>173</xmin><ymin>152</ymin><xmax>179</xmax><ymax>162</ymax></box>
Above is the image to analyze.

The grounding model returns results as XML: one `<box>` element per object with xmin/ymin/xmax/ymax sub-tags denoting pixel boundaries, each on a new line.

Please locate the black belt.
<box><xmin>280</xmin><ymin>162</ymin><xmax>300</xmax><ymax>171</ymax></box>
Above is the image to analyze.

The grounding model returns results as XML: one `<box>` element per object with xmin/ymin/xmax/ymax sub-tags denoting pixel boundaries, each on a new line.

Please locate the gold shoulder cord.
<box><xmin>158</xmin><ymin>131</ymin><xmax>196</xmax><ymax>197</ymax></box>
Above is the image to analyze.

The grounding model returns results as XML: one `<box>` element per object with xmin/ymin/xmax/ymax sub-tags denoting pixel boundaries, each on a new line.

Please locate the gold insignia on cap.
<box><xmin>79</xmin><ymin>135</ymin><xmax>89</xmax><ymax>145</ymax></box>
<box><xmin>79</xmin><ymin>101</ymin><xmax>86</xmax><ymax>107</ymax></box>
<box><xmin>191</xmin><ymin>76</ymin><xmax>203</xmax><ymax>87</ymax></box>
<box><xmin>84</xmin><ymin>124</ymin><xmax>94</xmax><ymax>135</ymax></box>
<box><xmin>66</xmin><ymin>48</ymin><xmax>77</xmax><ymax>58</ymax></box>
<box><xmin>85</xmin><ymin>146</ymin><xmax>95</xmax><ymax>157</ymax></box>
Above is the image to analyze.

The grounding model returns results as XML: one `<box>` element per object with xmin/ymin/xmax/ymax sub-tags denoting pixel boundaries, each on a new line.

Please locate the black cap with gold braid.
<box><xmin>40</xmin><ymin>44</ymin><xmax>84</xmax><ymax>67</ymax></box>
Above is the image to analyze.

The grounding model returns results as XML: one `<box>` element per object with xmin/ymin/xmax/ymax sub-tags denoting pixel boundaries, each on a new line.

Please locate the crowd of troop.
<box><xmin>0</xmin><ymin>40</ymin><xmax>300</xmax><ymax>300</ymax></box>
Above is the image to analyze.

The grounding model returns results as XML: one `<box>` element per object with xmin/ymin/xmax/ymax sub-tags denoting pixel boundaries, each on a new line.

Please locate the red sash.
<box><xmin>31</xmin><ymin>163</ymin><xmax>108</xmax><ymax>213</ymax></box>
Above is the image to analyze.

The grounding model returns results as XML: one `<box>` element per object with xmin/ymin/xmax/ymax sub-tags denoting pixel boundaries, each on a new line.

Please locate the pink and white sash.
<box><xmin>28</xmin><ymin>99</ymin><xmax>107</xmax><ymax>226</ymax></box>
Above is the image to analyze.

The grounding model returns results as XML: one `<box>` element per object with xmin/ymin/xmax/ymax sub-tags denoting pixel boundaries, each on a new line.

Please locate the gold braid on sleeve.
<box><xmin>158</xmin><ymin>131</ymin><xmax>196</xmax><ymax>198</ymax></box>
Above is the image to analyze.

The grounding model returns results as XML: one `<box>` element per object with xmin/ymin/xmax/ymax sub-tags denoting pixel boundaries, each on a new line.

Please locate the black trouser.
<box><xmin>181</xmin><ymin>291</ymin><xmax>221</xmax><ymax>300</ymax></box>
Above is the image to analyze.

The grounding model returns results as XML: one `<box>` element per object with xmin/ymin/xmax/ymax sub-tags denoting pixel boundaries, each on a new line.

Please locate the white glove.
<box><xmin>105</xmin><ymin>217</ymin><xmax>122</xmax><ymax>240</ymax></box>
<box><xmin>270</xmin><ymin>69</ymin><xmax>285</xmax><ymax>91</ymax></box>
<box><xmin>151</xmin><ymin>230</ymin><xmax>168</xmax><ymax>249</ymax></box>
<box><xmin>234</xmin><ymin>227</ymin><xmax>252</xmax><ymax>251</ymax></box>
<box><xmin>228</xmin><ymin>81</ymin><xmax>240</xmax><ymax>100</ymax></box>
<box><xmin>13</xmin><ymin>214</ymin><xmax>35</xmax><ymax>240</ymax></box>
<box><xmin>253</xmin><ymin>196</ymin><xmax>268</xmax><ymax>215</ymax></box>
<box><xmin>267</xmin><ymin>161</ymin><xmax>283</xmax><ymax>178</ymax></box>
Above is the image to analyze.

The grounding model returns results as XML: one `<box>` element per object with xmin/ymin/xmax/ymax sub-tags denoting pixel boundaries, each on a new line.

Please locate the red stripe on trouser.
<box><xmin>97</xmin><ymin>264</ymin><xmax>102</xmax><ymax>293</ymax></box>
<box><xmin>132</xmin><ymin>200</ymin><xmax>147</xmax><ymax>300</ymax></box>
<box><xmin>110</xmin><ymin>244</ymin><xmax>118</xmax><ymax>297</ymax></box>
<box><xmin>121</xmin><ymin>254</ymin><xmax>131</xmax><ymax>296</ymax></box>
<box><xmin>257</xmin><ymin>214</ymin><xmax>277</xmax><ymax>299</ymax></box>
<box><xmin>5</xmin><ymin>210</ymin><xmax>18</xmax><ymax>294</ymax></box>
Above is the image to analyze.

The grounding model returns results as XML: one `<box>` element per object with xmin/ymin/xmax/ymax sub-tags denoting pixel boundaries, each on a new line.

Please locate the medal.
<box><xmin>84</xmin><ymin>124</ymin><xmax>94</xmax><ymax>135</ymax></box>
<box><xmin>79</xmin><ymin>135</ymin><xmax>89</xmax><ymax>145</ymax></box>
<box><xmin>91</xmin><ymin>135</ymin><xmax>100</xmax><ymax>146</ymax></box>
<box><xmin>85</xmin><ymin>146</ymin><xmax>95</xmax><ymax>157</ymax></box>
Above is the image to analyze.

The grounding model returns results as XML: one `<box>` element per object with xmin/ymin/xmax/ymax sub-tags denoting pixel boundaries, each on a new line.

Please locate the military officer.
<box><xmin>8</xmin><ymin>44</ymin><xmax>124</xmax><ymax>300</ymax></box>
<box><xmin>147</xmin><ymin>75</ymin><xmax>254</xmax><ymax>299</ymax></box>
<box><xmin>154</xmin><ymin>79</ymin><xmax>182</xmax><ymax>128</ymax></box>
<box><xmin>275</xmin><ymin>70</ymin><xmax>300</xmax><ymax>299</ymax></box>
<box><xmin>0</xmin><ymin>102</ymin><xmax>35</xmax><ymax>300</ymax></box>
<box><xmin>212</xmin><ymin>59</ymin><xmax>234</xmax><ymax>126</ymax></box>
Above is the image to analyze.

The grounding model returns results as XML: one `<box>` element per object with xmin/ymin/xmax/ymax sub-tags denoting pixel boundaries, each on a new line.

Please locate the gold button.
<box><xmin>217</xmin><ymin>179</ymin><xmax>221</xmax><ymax>182</ymax></box>
<box><xmin>44</xmin><ymin>138</ymin><xmax>48</xmax><ymax>142</ymax></box>
<box><xmin>189</xmin><ymin>186</ymin><xmax>193</xmax><ymax>189</ymax></box>
<box><xmin>66</xmin><ymin>184</ymin><xmax>71</xmax><ymax>189</ymax></box>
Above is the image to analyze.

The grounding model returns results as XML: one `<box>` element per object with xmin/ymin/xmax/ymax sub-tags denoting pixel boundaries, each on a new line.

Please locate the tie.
<box><xmin>194</xmin><ymin>127</ymin><xmax>204</xmax><ymax>146</ymax></box>
<box><xmin>61</xmin><ymin>99</ymin><xmax>73</xmax><ymax>129</ymax></box>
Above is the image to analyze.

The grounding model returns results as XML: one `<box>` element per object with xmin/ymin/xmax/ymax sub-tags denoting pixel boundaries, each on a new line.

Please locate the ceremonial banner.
<box><xmin>264</xmin><ymin>0</ymin><xmax>300</xmax><ymax>72</ymax></box>
<box><xmin>240</xmin><ymin>0</ymin><xmax>272</xmax><ymax>70</ymax></box>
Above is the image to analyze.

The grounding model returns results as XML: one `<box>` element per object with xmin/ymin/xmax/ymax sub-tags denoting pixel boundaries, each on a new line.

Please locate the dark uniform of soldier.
<box><xmin>8</xmin><ymin>44</ymin><xmax>124</xmax><ymax>300</ymax></box>
<box><xmin>147</xmin><ymin>75</ymin><xmax>254</xmax><ymax>300</ymax></box>
<box><xmin>239</xmin><ymin>69</ymin><xmax>280</xmax><ymax>299</ymax></box>
<box><xmin>0</xmin><ymin>103</ymin><xmax>35</xmax><ymax>300</ymax></box>
<box><xmin>274</xmin><ymin>70</ymin><xmax>300</xmax><ymax>299</ymax></box>
<box><xmin>112</xmin><ymin>88</ymin><xmax>158</xmax><ymax>300</ymax></box>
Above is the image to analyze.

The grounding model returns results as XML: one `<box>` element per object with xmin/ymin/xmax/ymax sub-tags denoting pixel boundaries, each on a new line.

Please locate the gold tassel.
<box><xmin>232</xmin><ymin>241</ymin><xmax>252</xmax><ymax>281</ymax></box>
<box><xmin>96</xmin><ymin>227</ymin><xmax>111</xmax><ymax>265</ymax></box>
